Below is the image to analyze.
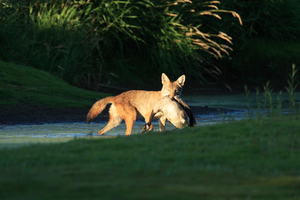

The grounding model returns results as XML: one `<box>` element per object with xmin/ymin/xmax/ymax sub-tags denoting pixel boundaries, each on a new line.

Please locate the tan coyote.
<box><xmin>86</xmin><ymin>73</ymin><xmax>185</xmax><ymax>135</ymax></box>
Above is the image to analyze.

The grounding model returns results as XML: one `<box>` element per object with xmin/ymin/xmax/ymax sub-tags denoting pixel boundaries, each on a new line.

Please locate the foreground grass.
<box><xmin>0</xmin><ymin>115</ymin><xmax>299</xmax><ymax>199</ymax></box>
<box><xmin>0</xmin><ymin>60</ymin><xmax>109</xmax><ymax>108</ymax></box>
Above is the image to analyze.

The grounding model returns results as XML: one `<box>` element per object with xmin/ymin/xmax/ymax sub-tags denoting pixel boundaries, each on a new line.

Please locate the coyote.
<box><xmin>142</xmin><ymin>96</ymin><xmax>196</xmax><ymax>132</ymax></box>
<box><xmin>86</xmin><ymin>73</ymin><xmax>185</xmax><ymax>135</ymax></box>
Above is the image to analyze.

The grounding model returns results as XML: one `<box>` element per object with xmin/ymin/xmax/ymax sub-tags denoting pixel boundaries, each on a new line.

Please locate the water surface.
<box><xmin>1</xmin><ymin>92</ymin><xmax>297</xmax><ymax>149</ymax></box>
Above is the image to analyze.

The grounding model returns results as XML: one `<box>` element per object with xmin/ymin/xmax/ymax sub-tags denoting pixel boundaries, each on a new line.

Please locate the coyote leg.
<box><xmin>117</xmin><ymin>104</ymin><xmax>137</xmax><ymax>136</ymax></box>
<box><xmin>98</xmin><ymin>106</ymin><xmax>122</xmax><ymax>135</ymax></box>
<box><xmin>142</xmin><ymin>113</ymin><xmax>155</xmax><ymax>133</ymax></box>
<box><xmin>124</xmin><ymin>118</ymin><xmax>135</xmax><ymax>136</ymax></box>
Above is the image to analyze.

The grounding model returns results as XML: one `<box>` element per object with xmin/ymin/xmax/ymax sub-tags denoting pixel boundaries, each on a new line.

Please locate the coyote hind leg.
<box><xmin>116</xmin><ymin>104</ymin><xmax>137</xmax><ymax>136</ymax></box>
<box><xmin>98</xmin><ymin>106</ymin><xmax>123</xmax><ymax>135</ymax></box>
<box><xmin>124</xmin><ymin>111</ymin><xmax>137</xmax><ymax>136</ymax></box>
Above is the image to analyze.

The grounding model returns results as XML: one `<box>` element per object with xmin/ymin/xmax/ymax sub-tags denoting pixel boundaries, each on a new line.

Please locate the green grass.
<box><xmin>0</xmin><ymin>115</ymin><xmax>299</xmax><ymax>199</ymax></box>
<box><xmin>0</xmin><ymin>60</ymin><xmax>109</xmax><ymax>108</ymax></box>
<box><xmin>0</xmin><ymin>59</ymin><xmax>299</xmax><ymax>199</ymax></box>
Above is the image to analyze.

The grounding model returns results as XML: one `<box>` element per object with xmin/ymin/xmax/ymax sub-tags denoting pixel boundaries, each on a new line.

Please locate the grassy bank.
<box><xmin>0</xmin><ymin>59</ymin><xmax>299</xmax><ymax>199</ymax></box>
<box><xmin>0</xmin><ymin>60</ymin><xmax>109</xmax><ymax>108</ymax></box>
<box><xmin>0</xmin><ymin>115</ymin><xmax>299</xmax><ymax>199</ymax></box>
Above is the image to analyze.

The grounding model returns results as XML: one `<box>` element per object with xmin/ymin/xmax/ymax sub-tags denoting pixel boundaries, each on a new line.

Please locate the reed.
<box><xmin>244</xmin><ymin>85</ymin><xmax>252</xmax><ymax>117</ymax></box>
<box><xmin>244</xmin><ymin>64</ymin><xmax>299</xmax><ymax>118</ymax></box>
<box><xmin>285</xmin><ymin>64</ymin><xmax>299</xmax><ymax>112</ymax></box>
<box><xmin>3</xmin><ymin>0</ymin><xmax>300</xmax><ymax>88</ymax></box>
<box><xmin>0</xmin><ymin>0</ymin><xmax>241</xmax><ymax>87</ymax></box>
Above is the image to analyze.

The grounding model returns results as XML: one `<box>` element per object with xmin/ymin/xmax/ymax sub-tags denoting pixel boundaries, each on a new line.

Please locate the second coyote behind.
<box><xmin>86</xmin><ymin>73</ymin><xmax>186</xmax><ymax>135</ymax></box>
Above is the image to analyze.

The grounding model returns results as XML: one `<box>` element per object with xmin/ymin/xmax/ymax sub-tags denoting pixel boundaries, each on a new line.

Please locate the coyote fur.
<box><xmin>86</xmin><ymin>73</ymin><xmax>185</xmax><ymax>135</ymax></box>
<box><xmin>142</xmin><ymin>96</ymin><xmax>196</xmax><ymax>132</ymax></box>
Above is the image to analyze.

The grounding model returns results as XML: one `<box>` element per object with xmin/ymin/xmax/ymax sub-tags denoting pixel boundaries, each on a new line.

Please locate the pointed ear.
<box><xmin>177</xmin><ymin>75</ymin><xmax>186</xmax><ymax>86</ymax></box>
<box><xmin>161</xmin><ymin>73</ymin><xmax>170</xmax><ymax>85</ymax></box>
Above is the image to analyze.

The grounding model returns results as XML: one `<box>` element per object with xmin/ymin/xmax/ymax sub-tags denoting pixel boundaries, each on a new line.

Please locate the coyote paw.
<box><xmin>142</xmin><ymin>123</ymin><xmax>151</xmax><ymax>133</ymax></box>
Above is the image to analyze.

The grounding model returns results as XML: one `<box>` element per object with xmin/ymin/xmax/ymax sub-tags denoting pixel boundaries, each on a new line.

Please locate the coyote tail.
<box><xmin>86</xmin><ymin>96</ymin><xmax>115</xmax><ymax>124</ymax></box>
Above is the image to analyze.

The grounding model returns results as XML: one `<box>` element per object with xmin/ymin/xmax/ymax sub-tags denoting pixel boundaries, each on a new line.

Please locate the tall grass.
<box><xmin>0</xmin><ymin>0</ymin><xmax>241</xmax><ymax>87</ymax></box>
<box><xmin>285</xmin><ymin>64</ymin><xmax>299</xmax><ymax>111</ymax></box>
<box><xmin>244</xmin><ymin>64</ymin><xmax>299</xmax><ymax>117</ymax></box>
<box><xmin>2</xmin><ymin>0</ymin><xmax>300</xmax><ymax>88</ymax></box>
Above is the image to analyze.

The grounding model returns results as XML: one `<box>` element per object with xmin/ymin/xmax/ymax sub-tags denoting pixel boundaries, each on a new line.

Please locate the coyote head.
<box><xmin>161</xmin><ymin>73</ymin><xmax>185</xmax><ymax>98</ymax></box>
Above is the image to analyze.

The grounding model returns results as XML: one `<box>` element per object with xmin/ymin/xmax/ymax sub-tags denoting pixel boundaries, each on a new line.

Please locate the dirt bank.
<box><xmin>0</xmin><ymin>104</ymin><xmax>238</xmax><ymax>125</ymax></box>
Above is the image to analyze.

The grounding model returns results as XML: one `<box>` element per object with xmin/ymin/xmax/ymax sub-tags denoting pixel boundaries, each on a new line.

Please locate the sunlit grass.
<box><xmin>0</xmin><ymin>60</ymin><xmax>109</xmax><ymax>108</ymax></box>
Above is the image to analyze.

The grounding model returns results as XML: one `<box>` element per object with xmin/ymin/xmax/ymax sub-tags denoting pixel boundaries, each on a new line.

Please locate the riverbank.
<box><xmin>0</xmin><ymin>103</ymin><xmax>239</xmax><ymax>125</ymax></box>
<box><xmin>1</xmin><ymin>114</ymin><xmax>299</xmax><ymax>200</ymax></box>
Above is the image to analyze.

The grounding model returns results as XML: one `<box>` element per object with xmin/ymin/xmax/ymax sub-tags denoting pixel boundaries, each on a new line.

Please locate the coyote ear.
<box><xmin>177</xmin><ymin>75</ymin><xmax>186</xmax><ymax>86</ymax></box>
<box><xmin>161</xmin><ymin>73</ymin><xmax>170</xmax><ymax>85</ymax></box>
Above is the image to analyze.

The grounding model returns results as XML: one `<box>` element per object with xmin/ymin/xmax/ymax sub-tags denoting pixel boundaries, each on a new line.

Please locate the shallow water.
<box><xmin>0</xmin><ymin>92</ymin><xmax>298</xmax><ymax>149</ymax></box>
<box><xmin>0</xmin><ymin>111</ymin><xmax>245</xmax><ymax>149</ymax></box>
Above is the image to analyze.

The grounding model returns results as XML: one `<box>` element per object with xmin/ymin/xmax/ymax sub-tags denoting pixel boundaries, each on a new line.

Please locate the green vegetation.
<box><xmin>0</xmin><ymin>60</ymin><xmax>109</xmax><ymax>108</ymax></box>
<box><xmin>0</xmin><ymin>115</ymin><xmax>300</xmax><ymax>199</ymax></box>
<box><xmin>2</xmin><ymin>0</ymin><xmax>300</xmax><ymax>87</ymax></box>
<box><xmin>228</xmin><ymin>38</ymin><xmax>300</xmax><ymax>85</ymax></box>
<box><xmin>0</xmin><ymin>0</ymin><xmax>242</xmax><ymax>87</ymax></box>
<box><xmin>220</xmin><ymin>0</ymin><xmax>300</xmax><ymax>84</ymax></box>
<box><xmin>242</xmin><ymin>64</ymin><xmax>299</xmax><ymax>118</ymax></box>
<box><xmin>1</xmin><ymin>1</ymin><xmax>300</xmax><ymax>198</ymax></box>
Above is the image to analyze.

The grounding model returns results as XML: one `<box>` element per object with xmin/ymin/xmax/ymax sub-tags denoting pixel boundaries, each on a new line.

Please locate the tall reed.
<box><xmin>0</xmin><ymin>0</ymin><xmax>242</xmax><ymax>87</ymax></box>
<box><xmin>244</xmin><ymin>64</ymin><xmax>299</xmax><ymax>118</ymax></box>
<box><xmin>285</xmin><ymin>64</ymin><xmax>299</xmax><ymax>112</ymax></box>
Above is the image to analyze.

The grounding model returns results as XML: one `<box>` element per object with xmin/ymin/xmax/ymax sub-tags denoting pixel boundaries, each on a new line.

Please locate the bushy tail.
<box><xmin>86</xmin><ymin>96</ymin><xmax>115</xmax><ymax>124</ymax></box>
